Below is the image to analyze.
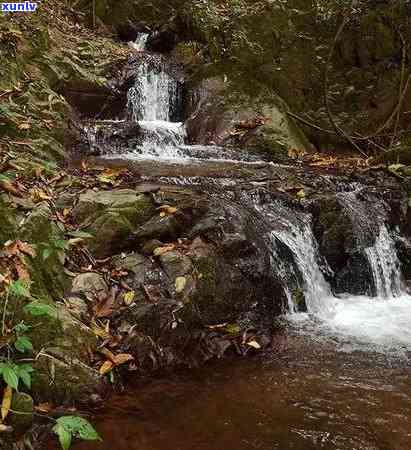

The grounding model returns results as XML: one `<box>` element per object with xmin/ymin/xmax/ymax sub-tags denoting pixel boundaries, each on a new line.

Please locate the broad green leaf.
<box><xmin>17</xmin><ymin>365</ymin><xmax>33</xmax><ymax>390</ymax></box>
<box><xmin>56</xmin><ymin>416</ymin><xmax>101</xmax><ymax>441</ymax></box>
<box><xmin>24</xmin><ymin>302</ymin><xmax>57</xmax><ymax>318</ymax></box>
<box><xmin>14</xmin><ymin>336</ymin><xmax>33</xmax><ymax>353</ymax></box>
<box><xmin>2</xmin><ymin>365</ymin><xmax>18</xmax><ymax>390</ymax></box>
<box><xmin>53</xmin><ymin>423</ymin><xmax>72</xmax><ymax>450</ymax></box>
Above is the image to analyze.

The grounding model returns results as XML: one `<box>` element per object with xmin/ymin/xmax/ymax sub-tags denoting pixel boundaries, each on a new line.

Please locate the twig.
<box><xmin>2</xmin><ymin>291</ymin><xmax>9</xmax><ymax>336</ymax></box>
<box><xmin>92</xmin><ymin>0</ymin><xmax>96</xmax><ymax>29</ymax></box>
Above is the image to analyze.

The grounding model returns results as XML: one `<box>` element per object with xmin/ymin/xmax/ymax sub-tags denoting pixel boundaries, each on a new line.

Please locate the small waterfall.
<box><xmin>127</xmin><ymin>61</ymin><xmax>180</xmax><ymax>122</ymax></box>
<box><xmin>251</xmin><ymin>198</ymin><xmax>334</xmax><ymax>314</ymax></box>
<box><xmin>364</xmin><ymin>225</ymin><xmax>403</xmax><ymax>298</ymax></box>
<box><xmin>337</xmin><ymin>189</ymin><xmax>403</xmax><ymax>298</ymax></box>
<box><xmin>133</xmin><ymin>33</ymin><xmax>149</xmax><ymax>51</ymax></box>
<box><xmin>271</xmin><ymin>209</ymin><xmax>333</xmax><ymax>314</ymax></box>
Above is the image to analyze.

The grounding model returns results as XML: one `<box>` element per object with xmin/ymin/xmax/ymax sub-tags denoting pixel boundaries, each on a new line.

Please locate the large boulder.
<box><xmin>185</xmin><ymin>78</ymin><xmax>313</xmax><ymax>161</ymax></box>
<box><xmin>72</xmin><ymin>189</ymin><xmax>155</xmax><ymax>257</ymax></box>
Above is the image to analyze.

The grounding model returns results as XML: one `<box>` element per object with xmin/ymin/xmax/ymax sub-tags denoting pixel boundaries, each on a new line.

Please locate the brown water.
<box><xmin>47</xmin><ymin>334</ymin><xmax>411</xmax><ymax>450</ymax></box>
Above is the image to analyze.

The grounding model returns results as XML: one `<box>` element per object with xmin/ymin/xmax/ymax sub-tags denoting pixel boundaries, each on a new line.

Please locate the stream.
<box><xmin>48</xmin><ymin>334</ymin><xmax>411</xmax><ymax>450</ymax></box>
<box><xmin>51</xmin><ymin>34</ymin><xmax>411</xmax><ymax>450</ymax></box>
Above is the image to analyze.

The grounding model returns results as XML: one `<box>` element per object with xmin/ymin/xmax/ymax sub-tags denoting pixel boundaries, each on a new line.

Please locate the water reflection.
<box><xmin>47</xmin><ymin>335</ymin><xmax>411</xmax><ymax>450</ymax></box>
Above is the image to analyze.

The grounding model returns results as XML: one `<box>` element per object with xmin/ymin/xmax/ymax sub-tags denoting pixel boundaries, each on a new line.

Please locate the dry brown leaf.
<box><xmin>35</xmin><ymin>402</ymin><xmax>53</xmax><ymax>413</ymax></box>
<box><xmin>15</xmin><ymin>261</ymin><xmax>30</xmax><ymax>281</ymax></box>
<box><xmin>94</xmin><ymin>288</ymin><xmax>117</xmax><ymax>318</ymax></box>
<box><xmin>247</xmin><ymin>340</ymin><xmax>261</xmax><ymax>349</ymax></box>
<box><xmin>153</xmin><ymin>245</ymin><xmax>175</xmax><ymax>257</ymax></box>
<box><xmin>1</xmin><ymin>386</ymin><xmax>12</xmax><ymax>421</ymax></box>
<box><xmin>112</xmin><ymin>353</ymin><xmax>134</xmax><ymax>365</ymax></box>
<box><xmin>99</xmin><ymin>360</ymin><xmax>114</xmax><ymax>375</ymax></box>
<box><xmin>0</xmin><ymin>180</ymin><xmax>21</xmax><ymax>197</ymax></box>
<box><xmin>30</xmin><ymin>188</ymin><xmax>51</xmax><ymax>203</ymax></box>
<box><xmin>17</xmin><ymin>241</ymin><xmax>36</xmax><ymax>258</ymax></box>
<box><xmin>157</xmin><ymin>205</ymin><xmax>178</xmax><ymax>215</ymax></box>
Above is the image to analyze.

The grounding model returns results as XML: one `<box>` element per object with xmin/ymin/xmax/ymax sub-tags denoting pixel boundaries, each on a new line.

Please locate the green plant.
<box><xmin>53</xmin><ymin>416</ymin><xmax>101</xmax><ymax>450</ymax></box>
<box><xmin>1</xmin><ymin>279</ymin><xmax>99</xmax><ymax>449</ymax></box>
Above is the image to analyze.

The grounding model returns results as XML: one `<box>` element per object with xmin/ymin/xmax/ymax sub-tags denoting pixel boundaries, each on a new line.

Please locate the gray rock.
<box><xmin>159</xmin><ymin>251</ymin><xmax>193</xmax><ymax>279</ymax></box>
<box><xmin>71</xmin><ymin>272</ymin><xmax>108</xmax><ymax>300</ymax></box>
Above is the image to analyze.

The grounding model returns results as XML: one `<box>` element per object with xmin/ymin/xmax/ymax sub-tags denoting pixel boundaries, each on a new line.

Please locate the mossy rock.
<box><xmin>9</xmin><ymin>392</ymin><xmax>34</xmax><ymax>433</ymax></box>
<box><xmin>19</xmin><ymin>203</ymin><xmax>69</xmax><ymax>299</ymax></box>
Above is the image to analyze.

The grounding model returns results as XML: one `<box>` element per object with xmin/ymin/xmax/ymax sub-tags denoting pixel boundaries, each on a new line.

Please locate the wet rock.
<box><xmin>112</xmin><ymin>253</ymin><xmax>148</xmax><ymax>284</ymax></box>
<box><xmin>185</xmin><ymin>78</ymin><xmax>312</xmax><ymax>160</ymax></box>
<box><xmin>159</xmin><ymin>251</ymin><xmax>193</xmax><ymax>279</ymax></box>
<box><xmin>133</xmin><ymin>214</ymin><xmax>180</xmax><ymax>242</ymax></box>
<box><xmin>64</xmin><ymin>296</ymin><xmax>89</xmax><ymax>320</ymax></box>
<box><xmin>141</xmin><ymin>239</ymin><xmax>164</xmax><ymax>255</ymax></box>
<box><xmin>73</xmin><ymin>189</ymin><xmax>154</xmax><ymax>223</ymax></box>
<box><xmin>71</xmin><ymin>272</ymin><xmax>108</xmax><ymax>300</ymax></box>
<box><xmin>84</xmin><ymin>121</ymin><xmax>141</xmax><ymax>156</ymax></box>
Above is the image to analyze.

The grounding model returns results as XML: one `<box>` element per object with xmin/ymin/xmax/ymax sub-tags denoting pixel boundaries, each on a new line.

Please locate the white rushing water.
<box><xmin>271</xmin><ymin>202</ymin><xmax>411</xmax><ymax>353</ymax></box>
<box><xmin>120</xmin><ymin>35</ymin><xmax>411</xmax><ymax>354</ymax></box>
<box><xmin>123</xmin><ymin>33</ymin><xmax>236</xmax><ymax>161</ymax></box>
<box><xmin>129</xmin><ymin>32</ymin><xmax>149</xmax><ymax>51</ymax></box>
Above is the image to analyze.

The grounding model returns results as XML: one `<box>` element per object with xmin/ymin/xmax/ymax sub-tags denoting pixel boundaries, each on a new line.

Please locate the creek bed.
<box><xmin>46</xmin><ymin>331</ymin><xmax>411</xmax><ymax>450</ymax></box>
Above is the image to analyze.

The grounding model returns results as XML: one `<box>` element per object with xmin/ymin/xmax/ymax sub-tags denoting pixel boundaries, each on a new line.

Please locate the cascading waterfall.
<box><xmin>264</xmin><ymin>195</ymin><xmax>411</xmax><ymax>351</ymax></box>
<box><xmin>99</xmin><ymin>34</ymin><xmax>411</xmax><ymax>353</ymax></box>
<box><xmin>364</xmin><ymin>225</ymin><xmax>403</xmax><ymax>298</ymax></box>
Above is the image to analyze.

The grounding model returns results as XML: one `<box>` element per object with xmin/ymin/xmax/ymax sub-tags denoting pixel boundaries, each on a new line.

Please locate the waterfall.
<box><xmin>364</xmin><ymin>225</ymin><xmax>403</xmax><ymax>298</ymax></box>
<box><xmin>263</xmin><ymin>192</ymin><xmax>410</xmax><ymax>351</ymax></box>
<box><xmin>127</xmin><ymin>61</ymin><xmax>180</xmax><ymax>122</ymax></box>
<box><xmin>134</xmin><ymin>33</ymin><xmax>149</xmax><ymax>51</ymax></box>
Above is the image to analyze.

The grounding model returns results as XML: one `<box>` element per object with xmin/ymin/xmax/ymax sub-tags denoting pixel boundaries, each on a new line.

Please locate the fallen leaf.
<box><xmin>0</xmin><ymin>180</ymin><xmax>21</xmax><ymax>197</ymax></box>
<box><xmin>112</xmin><ymin>353</ymin><xmax>134</xmax><ymax>365</ymax></box>
<box><xmin>123</xmin><ymin>291</ymin><xmax>135</xmax><ymax>306</ymax></box>
<box><xmin>99</xmin><ymin>360</ymin><xmax>114</xmax><ymax>375</ymax></box>
<box><xmin>247</xmin><ymin>340</ymin><xmax>261</xmax><ymax>349</ymax></box>
<box><xmin>157</xmin><ymin>205</ymin><xmax>178</xmax><ymax>215</ymax></box>
<box><xmin>35</xmin><ymin>402</ymin><xmax>53</xmax><ymax>413</ymax></box>
<box><xmin>91</xmin><ymin>321</ymin><xmax>111</xmax><ymax>340</ymax></box>
<box><xmin>94</xmin><ymin>287</ymin><xmax>117</xmax><ymax>318</ymax></box>
<box><xmin>30</xmin><ymin>188</ymin><xmax>51</xmax><ymax>203</ymax></box>
<box><xmin>17</xmin><ymin>241</ymin><xmax>36</xmax><ymax>258</ymax></box>
<box><xmin>175</xmin><ymin>276</ymin><xmax>186</xmax><ymax>294</ymax></box>
<box><xmin>153</xmin><ymin>245</ymin><xmax>175</xmax><ymax>257</ymax></box>
<box><xmin>1</xmin><ymin>386</ymin><xmax>12</xmax><ymax>421</ymax></box>
<box><xmin>15</xmin><ymin>261</ymin><xmax>30</xmax><ymax>281</ymax></box>
<box><xmin>296</xmin><ymin>189</ymin><xmax>305</xmax><ymax>199</ymax></box>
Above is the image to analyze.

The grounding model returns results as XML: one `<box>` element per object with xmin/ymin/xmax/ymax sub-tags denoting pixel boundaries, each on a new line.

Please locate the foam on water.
<box><xmin>259</xmin><ymin>199</ymin><xmax>411</xmax><ymax>354</ymax></box>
